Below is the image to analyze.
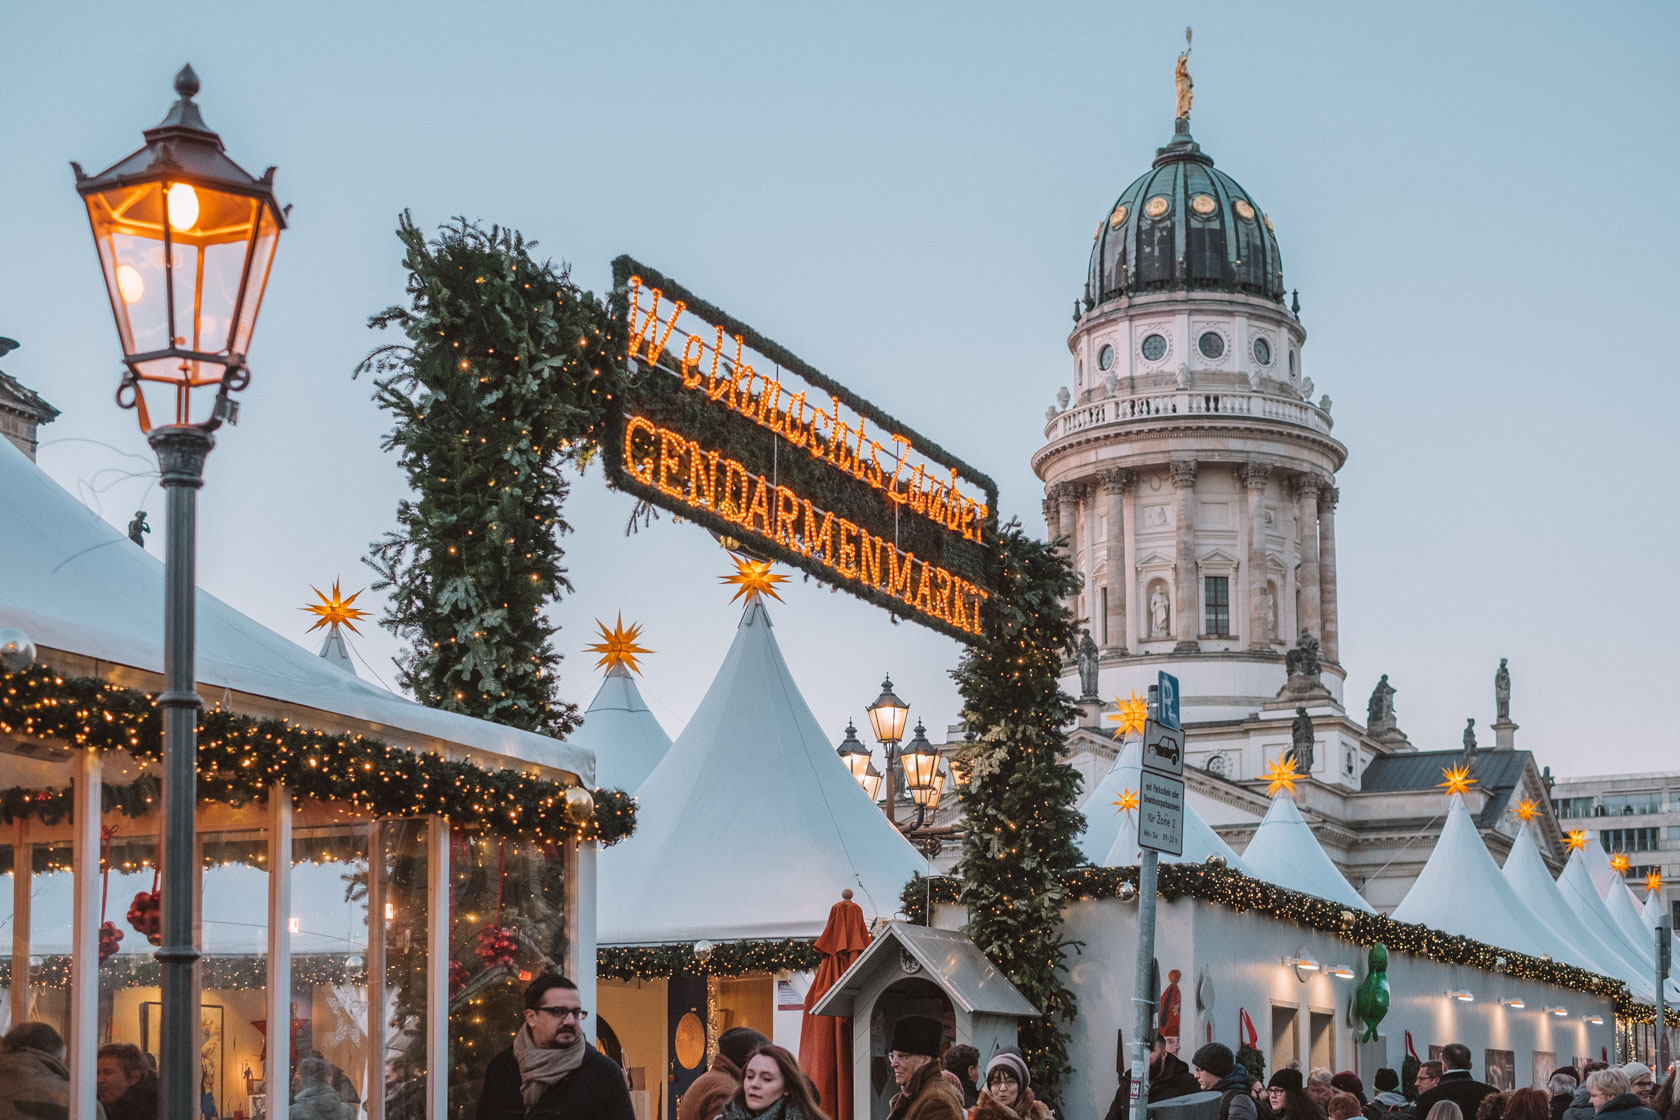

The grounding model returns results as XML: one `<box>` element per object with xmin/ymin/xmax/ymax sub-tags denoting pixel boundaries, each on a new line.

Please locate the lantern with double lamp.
<box><xmin>899</xmin><ymin>720</ymin><xmax>946</xmax><ymax>829</ymax></box>
<box><xmin>72</xmin><ymin>64</ymin><xmax>284</xmax><ymax>1120</ymax></box>
<box><xmin>864</xmin><ymin>676</ymin><xmax>909</xmax><ymax>826</ymax></box>
<box><xmin>836</xmin><ymin>720</ymin><xmax>883</xmax><ymax>801</ymax></box>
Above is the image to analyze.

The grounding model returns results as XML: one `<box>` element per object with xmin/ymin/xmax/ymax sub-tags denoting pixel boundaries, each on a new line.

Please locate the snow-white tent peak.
<box><xmin>1556</xmin><ymin>847</ymin><xmax>1668</xmax><ymax>1002</ymax></box>
<box><xmin>1390</xmin><ymin>795</ymin><xmax>1556</xmax><ymax>959</ymax></box>
<box><xmin>317</xmin><ymin>626</ymin><xmax>357</xmax><ymax>676</ymax></box>
<box><xmin>1499</xmin><ymin>823</ymin><xmax>1624</xmax><ymax>977</ymax></box>
<box><xmin>0</xmin><ymin>439</ymin><xmax>593</xmax><ymax>780</ymax></box>
<box><xmin>1077</xmin><ymin>739</ymin><xmax>1245</xmax><ymax>871</ymax></box>
<box><xmin>570</xmin><ymin>662</ymin><xmax>673</xmax><ymax>793</ymax></box>
<box><xmin>1239</xmin><ymin>789</ymin><xmax>1374</xmax><ymax>912</ymax></box>
<box><xmin>597</xmin><ymin>597</ymin><xmax>929</xmax><ymax>944</ymax></box>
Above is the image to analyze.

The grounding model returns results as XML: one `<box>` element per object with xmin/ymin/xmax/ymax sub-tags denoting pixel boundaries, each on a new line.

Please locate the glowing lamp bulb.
<box><xmin>166</xmin><ymin>183</ymin><xmax>199</xmax><ymax>231</ymax></box>
<box><xmin>116</xmin><ymin>264</ymin><xmax>145</xmax><ymax>304</ymax></box>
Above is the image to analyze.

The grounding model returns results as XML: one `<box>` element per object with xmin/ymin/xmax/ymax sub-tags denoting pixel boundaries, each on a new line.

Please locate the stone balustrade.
<box><xmin>1043</xmin><ymin>387</ymin><xmax>1332</xmax><ymax>442</ymax></box>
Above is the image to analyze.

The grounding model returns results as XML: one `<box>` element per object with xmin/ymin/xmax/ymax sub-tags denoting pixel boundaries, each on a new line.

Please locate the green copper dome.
<box><xmin>1086</xmin><ymin>125</ymin><xmax>1285</xmax><ymax>307</ymax></box>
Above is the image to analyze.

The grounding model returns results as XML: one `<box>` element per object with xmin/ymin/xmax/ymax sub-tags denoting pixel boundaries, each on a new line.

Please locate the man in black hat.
<box><xmin>1192</xmin><ymin>1042</ymin><xmax>1258</xmax><ymax>1120</ymax></box>
<box><xmin>886</xmin><ymin>1015</ymin><xmax>963</xmax><ymax>1120</ymax></box>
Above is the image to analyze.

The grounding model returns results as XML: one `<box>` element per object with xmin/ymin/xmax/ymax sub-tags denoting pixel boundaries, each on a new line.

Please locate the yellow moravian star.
<box><xmin>1437</xmin><ymin>763</ymin><xmax>1476</xmax><ymax>796</ymax></box>
<box><xmin>1106</xmin><ymin>692</ymin><xmax>1149</xmax><ymax>740</ymax></box>
<box><xmin>721</xmin><ymin>555</ymin><xmax>788</xmax><ymax>603</ymax></box>
<box><xmin>585</xmin><ymin>614</ymin><xmax>653</xmax><ymax>675</ymax></box>
<box><xmin>302</xmin><ymin>580</ymin><xmax>369</xmax><ymax>635</ymax></box>
<box><xmin>1263</xmin><ymin>756</ymin><xmax>1302</xmax><ymax>797</ymax></box>
<box><xmin>1608</xmin><ymin>852</ymin><xmax>1630</xmax><ymax>875</ymax></box>
<box><xmin>1645</xmin><ymin>870</ymin><xmax>1664</xmax><ymax>893</ymax></box>
<box><xmin>1514</xmin><ymin>798</ymin><xmax>1538</xmax><ymax>821</ymax></box>
<box><xmin>1113</xmin><ymin>788</ymin><xmax>1140</xmax><ymax>814</ymax></box>
<box><xmin>1564</xmin><ymin>830</ymin><xmax>1588</xmax><ymax>852</ymax></box>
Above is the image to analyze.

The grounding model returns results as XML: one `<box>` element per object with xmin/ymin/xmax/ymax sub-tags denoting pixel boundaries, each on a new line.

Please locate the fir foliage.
<box><xmin>950</xmin><ymin>522</ymin><xmax>1086</xmax><ymax>1098</ymax></box>
<box><xmin>358</xmin><ymin>214</ymin><xmax>620</xmax><ymax>735</ymax></box>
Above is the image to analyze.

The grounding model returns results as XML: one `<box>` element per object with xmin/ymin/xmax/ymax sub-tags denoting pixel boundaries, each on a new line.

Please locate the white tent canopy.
<box><xmin>1238</xmin><ymin>791</ymin><xmax>1374</xmax><ymax>913</ymax></box>
<box><xmin>597</xmin><ymin>599</ymin><xmax>928</xmax><ymax>944</ymax></box>
<box><xmin>1077</xmin><ymin>740</ymin><xmax>1246</xmax><ymax>870</ymax></box>
<box><xmin>1390</xmin><ymin>796</ymin><xmax>1557</xmax><ymax>960</ymax></box>
<box><xmin>571</xmin><ymin>663</ymin><xmax>673</xmax><ymax>793</ymax></box>
<box><xmin>0</xmin><ymin>440</ymin><xmax>594</xmax><ymax>781</ymax></box>
<box><xmin>1556</xmin><ymin>849</ymin><xmax>1679</xmax><ymax>1001</ymax></box>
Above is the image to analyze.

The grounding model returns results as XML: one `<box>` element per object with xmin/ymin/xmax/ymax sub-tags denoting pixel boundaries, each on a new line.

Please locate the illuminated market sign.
<box><xmin>606</xmin><ymin>257</ymin><xmax>998</xmax><ymax>640</ymax></box>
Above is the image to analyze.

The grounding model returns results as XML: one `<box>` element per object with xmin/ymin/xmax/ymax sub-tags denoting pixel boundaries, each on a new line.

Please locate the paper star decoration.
<box><xmin>1514</xmin><ymin>798</ymin><xmax>1538</xmax><ymax>821</ymax></box>
<box><xmin>1107</xmin><ymin>692</ymin><xmax>1149</xmax><ymax>740</ymax></box>
<box><xmin>721</xmin><ymin>555</ymin><xmax>787</xmax><ymax>603</ymax></box>
<box><xmin>302</xmin><ymin>580</ymin><xmax>368</xmax><ymax>634</ymax></box>
<box><xmin>1608</xmin><ymin>852</ymin><xmax>1630</xmax><ymax>875</ymax></box>
<box><xmin>1263</xmin><ymin>755</ymin><xmax>1302</xmax><ymax>797</ymax></box>
<box><xmin>1564</xmin><ymin>829</ymin><xmax>1588</xmax><ymax>852</ymax></box>
<box><xmin>1113</xmin><ymin>788</ymin><xmax>1140</xmax><ymax>814</ymax></box>
<box><xmin>1645</xmin><ymin>870</ymin><xmax>1664</xmax><ymax>893</ymax></box>
<box><xmin>585</xmin><ymin>614</ymin><xmax>652</xmax><ymax>675</ymax></box>
<box><xmin>1437</xmin><ymin>763</ymin><xmax>1477</xmax><ymax>796</ymax></box>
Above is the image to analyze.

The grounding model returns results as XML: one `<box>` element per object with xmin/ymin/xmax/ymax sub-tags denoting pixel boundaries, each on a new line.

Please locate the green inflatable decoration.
<box><xmin>1357</xmin><ymin>943</ymin><xmax>1391</xmax><ymax>1042</ymax></box>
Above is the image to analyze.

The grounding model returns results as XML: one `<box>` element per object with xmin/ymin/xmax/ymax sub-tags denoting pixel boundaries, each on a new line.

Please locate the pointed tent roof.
<box><xmin>597</xmin><ymin>599</ymin><xmax>929</xmax><ymax>944</ymax></box>
<box><xmin>1500</xmin><ymin>823</ymin><xmax>1634</xmax><ymax>978</ymax></box>
<box><xmin>1603</xmin><ymin>873</ymin><xmax>1659</xmax><ymax>964</ymax></box>
<box><xmin>0</xmin><ymin>438</ymin><xmax>592</xmax><ymax>779</ymax></box>
<box><xmin>1390</xmin><ymin>796</ymin><xmax>1557</xmax><ymax>959</ymax></box>
<box><xmin>1556</xmin><ymin>849</ymin><xmax>1670</xmax><ymax>1002</ymax></box>
<box><xmin>569</xmin><ymin>663</ymin><xmax>673</xmax><ymax>793</ymax></box>
<box><xmin>1078</xmin><ymin>740</ymin><xmax>1245</xmax><ymax>870</ymax></box>
<box><xmin>1239</xmin><ymin>791</ymin><xmax>1374</xmax><ymax>912</ymax></box>
<box><xmin>317</xmin><ymin>626</ymin><xmax>357</xmax><ymax>676</ymax></box>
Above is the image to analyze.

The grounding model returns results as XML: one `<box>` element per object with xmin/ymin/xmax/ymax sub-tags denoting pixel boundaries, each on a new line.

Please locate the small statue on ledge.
<box><xmin>1366</xmin><ymin>674</ymin><xmax>1395</xmax><ymax>728</ymax></box>
<box><xmin>1288</xmin><ymin>706</ymin><xmax>1314</xmax><ymax>773</ymax></box>
<box><xmin>1285</xmin><ymin>629</ymin><xmax>1321</xmax><ymax>679</ymax></box>
<box><xmin>1494</xmin><ymin>658</ymin><xmax>1511</xmax><ymax>721</ymax></box>
<box><xmin>127</xmin><ymin>510</ymin><xmax>150</xmax><ymax>548</ymax></box>
<box><xmin>1076</xmin><ymin>629</ymin><xmax>1100</xmax><ymax>699</ymax></box>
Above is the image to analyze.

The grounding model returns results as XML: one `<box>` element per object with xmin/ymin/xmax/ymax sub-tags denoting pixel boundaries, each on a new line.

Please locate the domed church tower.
<box><xmin>1036</xmin><ymin>61</ymin><xmax>1347</xmax><ymax>737</ymax></box>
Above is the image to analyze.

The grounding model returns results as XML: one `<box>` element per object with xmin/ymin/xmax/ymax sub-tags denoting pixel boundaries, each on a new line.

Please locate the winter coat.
<box><xmin>888</xmin><ymin>1060</ymin><xmax>965</xmax><ymax>1120</ymax></box>
<box><xmin>1563</xmin><ymin>1087</ymin><xmax>1597</xmax><ymax>1120</ymax></box>
<box><xmin>103</xmin><ymin>1074</ymin><xmax>158</xmax><ymax>1120</ymax></box>
<box><xmin>1215</xmin><ymin>1069</ymin><xmax>1260</xmax><ymax>1120</ymax></box>
<box><xmin>1415</xmin><ymin>1072</ymin><xmax>1496</xmax><ymax>1120</ymax></box>
<box><xmin>720</xmin><ymin>1098</ymin><xmax>812</xmax><ymax>1120</ymax></box>
<box><xmin>1551</xmin><ymin>1095</ymin><xmax>1574</xmax><ymax>1120</ymax></box>
<box><xmin>476</xmin><ymin>1044</ymin><xmax>636</xmax><ymax>1120</ymax></box>
<box><xmin>0</xmin><ymin>1046</ymin><xmax>75</xmax><ymax>1120</ymax></box>
<box><xmin>969</xmin><ymin>1086</ymin><xmax>1053</xmax><ymax>1120</ymax></box>
<box><xmin>681</xmin><ymin>1054</ymin><xmax>744</xmax><ymax>1120</ymax></box>
<box><xmin>1105</xmin><ymin>1053</ymin><xmax>1204</xmax><ymax>1120</ymax></box>
<box><xmin>1592</xmin><ymin>1095</ymin><xmax>1661</xmax><ymax>1120</ymax></box>
<box><xmin>290</xmin><ymin>1082</ymin><xmax>354</xmax><ymax>1120</ymax></box>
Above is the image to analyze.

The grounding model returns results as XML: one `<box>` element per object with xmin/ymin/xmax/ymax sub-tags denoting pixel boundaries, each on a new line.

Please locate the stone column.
<box><xmin>1170</xmin><ymin>460</ymin><xmax>1199</xmax><ymax>651</ymax></box>
<box><xmin>1056</xmin><ymin>482</ymin><xmax>1082</xmax><ymax>621</ymax></box>
<box><xmin>1241</xmin><ymin>463</ymin><xmax>1272</xmax><ymax>650</ymax></box>
<box><xmin>1101</xmin><ymin>469</ymin><xmax>1131</xmax><ymax>653</ymax></box>
<box><xmin>1122</xmin><ymin>476</ymin><xmax>1140</xmax><ymax>650</ymax></box>
<box><xmin>1294</xmin><ymin>474</ymin><xmax>1321</xmax><ymax>644</ymax></box>
<box><xmin>1317</xmin><ymin>484</ymin><xmax>1340</xmax><ymax>664</ymax></box>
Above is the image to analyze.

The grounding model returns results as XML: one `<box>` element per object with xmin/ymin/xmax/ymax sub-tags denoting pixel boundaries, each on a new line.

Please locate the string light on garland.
<box><xmin>721</xmin><ymin>554</ymin><xmax>787</xmax><ymax>603</ymax></box>
<box><xmin>1264</xmin><ymin>756</ymin><xmax>1302</xmax><ymax>797</ymax></box>
<box><xmin>302</xmin><ymin>580</ymin><xmax>370</xmax><ymax>634</ymax></box>
<box><xmin>1438</xmin><ymin>763</ymin><xmax>1476</xmax><ymax>796</ymax></box>
<box><xmin>596</xmin><ymin>939</ymin><xmax>819</xmax><ymax>981</ymax></box>
<box><xmin>585</xmin><ymin>614</ymin><xmax>652</xmax><ymax>675</ymax></box>
<box><xmin>1106</xmin><ymin>692</ymin><xmax>1148</xmax><ymax>740</ymax></box>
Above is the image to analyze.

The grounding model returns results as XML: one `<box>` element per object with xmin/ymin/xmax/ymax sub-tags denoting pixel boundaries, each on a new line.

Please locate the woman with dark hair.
<box><xmin>1507</xmin><ymin>1088</ymin><xmax>1556</xmax><ymax>1120</ymax></box>
<box><xmin>722</xmin><ymin>1045</ymin><xmax>830</xmax><ymax>1120</ymax></box>
<box><xmin>1267</xmin><ymin>1070</ymin><xmax>1327</xmax><ymax>1120</ymax></box>
<box><xmin>1477</xmin><ymin>1093</ymin><xmax>1509</xmax><ymax>1120</ymax></box>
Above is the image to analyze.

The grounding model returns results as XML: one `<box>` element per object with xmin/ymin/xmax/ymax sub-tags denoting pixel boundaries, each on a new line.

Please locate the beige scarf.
<box><xmin>513</xmin><ymin>1023</ymin><xmax>586</xmax><ymax>1107</ymax></box>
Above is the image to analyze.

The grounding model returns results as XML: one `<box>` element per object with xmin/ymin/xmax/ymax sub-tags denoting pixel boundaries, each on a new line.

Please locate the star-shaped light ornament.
<box><xmin>1645</xmin><ymin>870</ymin><xmax>1664</xmax><ymax>893</ymax></box>
<box><xmin>1437</xmin><ymin>763</ymin><xmax>1477</xmax><ymax>797</ymax></box>
<box><xmin>585</xmin><ymin>614</ymin><xmax>653</xmax><ymax>675</ymax></box>
<box><xmin>1113</xmin><ymin>788</ymin><xmax>1140</xmax><ymax>815</ymax></box>
<box><xmin>721</xmin><ymin>554</ymin><xmax>788</xmax><ymax>604</ymax></box>
<box><xmin>302</xmin><ymin>580</ymin><xmax>369</xmax><ymax>635</ymax></box>
<box><xmin>1608</xmin><ymin>852</ymin><xmax>1631</xmax><ymax>875</ymax></box>
<box><xmin>1106</xmin><ymin>692</ymin><xmax>1149</xmax><ymax>740</ymax></box>
<box><xmin>1564</xmin><ymin>829</ymin><xmax>1589</xmax><ymax>853</ymax></box>
<box><xmin>1514</xmin><ymin>798</ymin><xmax>1538</xmax><ymax>822</ymax></box>
<box><xmin>1263</xmin><ymin>756</ymin><xmax>1302</xmax><ymax>798</ymax></box>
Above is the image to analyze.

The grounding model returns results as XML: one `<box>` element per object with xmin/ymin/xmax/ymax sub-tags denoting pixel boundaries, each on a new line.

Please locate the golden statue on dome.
<box><xmin>1175</xmin><ymin>27</ymin><xmax>1194</xmax><ymax>121</ymax></box>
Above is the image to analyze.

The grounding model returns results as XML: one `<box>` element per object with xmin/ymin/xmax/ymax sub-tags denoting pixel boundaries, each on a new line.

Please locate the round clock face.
<box><xmin>1141</xmin><ymin>334</ymin><xmax>1168</xmax><ymax>362</ymax></box>
<box><xmin>1198</xmin><ymin>331</ymin><xmax>1225</xmax><ymax>360</ymax></box>
<box><xmin>1253</xmin><ymin>337</ymin><xmax>1272</xmax><ymax>365</ymax></box>
<box><xmin>1234</xmin><ymin>199</ymin><xmax>1256</xmax><ymax>221</ymax></box>
<box><xmin>1109</xmin><ymin>205</ymin><xmax>1128</xmax><ymax>229</ymax></box>
<box><xmin>1145</xmin><ymin>195</ymin><xmax>1171</xmax><ymax>219</ymax></box>
<box><xmin>1098</xmin><ymin>343</ymin><xmax>1115</xmax><ymax>371</ymax></box>
<box><xmin>1191</xmin><ymin>194</ymin><xmax>1217</xmax><ymax>216</ymax></box>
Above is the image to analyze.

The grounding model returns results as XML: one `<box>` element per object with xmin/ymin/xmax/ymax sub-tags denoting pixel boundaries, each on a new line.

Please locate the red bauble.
<box><xmin>449</xmin><ymin>958</ymin><xmax>471</xmax><ymax>996</ymax></box>
<box><xmin>474</xmin><ymin>925</ymin><xmax>517</xmax><ymax>969</ymax></box>
<box><xmin>127</xmin><ymin>890</ymin><xmax>162</xmax><ymax>946</ymax></box>
<box><xmin>98</xmin><ymin>921</ymin><xmax>125</xmax><ymax>963</ymax></box>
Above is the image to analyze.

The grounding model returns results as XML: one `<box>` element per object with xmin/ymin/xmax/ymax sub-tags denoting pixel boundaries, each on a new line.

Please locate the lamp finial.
<box><xmin>174</xmin><ymin>64</ymin><xmax>200</xmax><ymax>100</ymax></box>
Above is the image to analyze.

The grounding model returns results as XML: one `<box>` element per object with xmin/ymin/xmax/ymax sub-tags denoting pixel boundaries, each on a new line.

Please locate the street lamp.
<box><xmin>73</xmin><ymin>65</ymin><xmax>284</xmax><ymax>1120</ymax></box>
<box><xmin>865</xmin><ymin>676</ymin><xmax>909</xmax><ymax>826</ymax></box>
<box><xmin>836</xmin><ymin>720</ymin><xmax>883</xmax><ymax>801</ymax></box>
<box><xmin>900</xmin><ymin>719</ymin><xmax>945</xmax><ymax>826</ymax></box>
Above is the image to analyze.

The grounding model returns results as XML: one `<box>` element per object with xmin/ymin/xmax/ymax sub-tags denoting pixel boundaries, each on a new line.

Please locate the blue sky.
<box><xmin>2</xmin><ymin>2</ymin><xmax>1676</xmax><ymax>777</ymax></box>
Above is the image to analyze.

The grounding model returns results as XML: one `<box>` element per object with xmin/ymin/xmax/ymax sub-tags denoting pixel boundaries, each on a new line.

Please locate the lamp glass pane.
<box><xmin>868</xmin><ymin>702</ymin><xmax>907</xmax><ymax>745</ymax></box>
<box><xmin>901</xmin><ymin>749</ymin><xmax>940</xmax><ymax>791</ymax></box>
<box><xmin>229</xmin><ymin>206</ymin><xmax>279</xmax><ymax>357</ymax></box>
<box><xmin>85</xmin><ymin>185</ymin><xmax>171</xmax><ymax>358</ymax></box>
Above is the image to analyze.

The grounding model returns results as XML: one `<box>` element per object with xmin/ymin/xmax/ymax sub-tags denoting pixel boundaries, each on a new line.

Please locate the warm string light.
<box><xmin>597</xmin><ymin>939</ymin><xmax>820</xmax><ymax>981</ymax></box>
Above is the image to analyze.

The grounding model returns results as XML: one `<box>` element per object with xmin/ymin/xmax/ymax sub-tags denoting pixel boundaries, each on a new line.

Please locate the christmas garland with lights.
<box><xmin>946</xmin><ymin>524</ymin><xmax>1086</xmax><ymax>1101</ymax></box>
<box><xmin>357</xmin><ymin>214</ymin><xmax>622</xmax><ymax>738</ymax></box>
<box><xmin>596</xmin><ymin>939</ymin><xmax>820</xmax><ymax>982</ymax></box>
<box><xmin>0</xmin><ymin>664</ymin><xmax>635</xmax><ymax>845</ymax></box>
<box><xmin>901</xmin><ymin>864</ymin><xmax>1678</xmax><ymax>1028</ymax></box>
<box><xmin>0</xmin><ymin>953</ymin><xmax>360</xmax><ymax>991</ymax></box>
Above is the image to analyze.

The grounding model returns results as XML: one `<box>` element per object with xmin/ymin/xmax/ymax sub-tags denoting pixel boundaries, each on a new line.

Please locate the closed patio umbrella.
<box><xmin>799</xmin><ymin>890</ymin><xmax>871</xmax><ymax>1120</ymax></box>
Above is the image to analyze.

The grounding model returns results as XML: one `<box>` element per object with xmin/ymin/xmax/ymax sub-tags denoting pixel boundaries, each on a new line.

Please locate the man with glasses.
<box><xmin>884</xmin><ymin>1016</ymin><xmax>963</xmax><ymax>1120</ymax></box>
<box><xmin>1414</xmin><ymin>1063</ymin><xmax>1443</xmax><ymax>1101</ymax></box>
<box><xmin>477</xmin><ymin>973</ymin><xmax>634</xmax><ymax>1120</ymax></box>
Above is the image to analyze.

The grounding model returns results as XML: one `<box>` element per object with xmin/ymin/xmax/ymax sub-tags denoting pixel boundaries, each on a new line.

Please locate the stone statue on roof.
<box><xmin>1289</xmin><ymin>706</ymin><xmax>1314</xmax><ymax>772</ymax></box>
<box><xmin>1285</xmin><ymin>629</ymin><xmax>1321</xmax><ymax>679</ymax></box>
<box><xmin>1175</xmin><ymin>29</ymin><xmax>1194</xmax><ymax>120</ymax></box>
<box><xmin>1077</xmin><ymin>628</ymin><xmax>1100</xmax><ymax>699</ymax></box>
<box><xmin>1494</xmin><ymin>658</ymin><xmax>1511</xmax><ymax>721</ymax></box>
<box><xmin>1366</xmin><ymin>674</ymin><xmax>1395</xmax><ymax>728</ymax></box>
<box><xmin>1462</xmin><ymin>718</ymin><xmax>1477</xmax><ymax>759</ymax></box>
<box><xmin>127</xmin><ymin>510</ymin><xmax>150</xmax><ymax>548</ymax></box>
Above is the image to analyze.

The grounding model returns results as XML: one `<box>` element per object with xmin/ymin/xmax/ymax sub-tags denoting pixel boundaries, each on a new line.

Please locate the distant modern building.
<box><xmin>0</xmin><ymin>337</ymin><xmax>58</xmax><ymax>461</ymax></box>
<box><xmin>1551</xmin><ymin>772</ymin><xmax>1680</xmax><ymax>925</ymax></box>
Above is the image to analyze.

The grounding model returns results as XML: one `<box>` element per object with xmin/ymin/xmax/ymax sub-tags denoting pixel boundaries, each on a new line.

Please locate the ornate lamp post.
<box><xmin>73</xmin><ymin>65</ymin><xmax>284</xmax><ymax>1120</ymax></box>
<box><xmin>899</xmin><ymin>719</ymin><xmax>945</xmax><ymax>829</ymax></box>
<box><xmin>865</xmin><ymin>676</ymin><xmax>909</xmax><ymax>827</ymax></box>
<box><xmin>836</xmin><ymin>720</ymin><xmax>883</xmax><ymax>801</ymax></box>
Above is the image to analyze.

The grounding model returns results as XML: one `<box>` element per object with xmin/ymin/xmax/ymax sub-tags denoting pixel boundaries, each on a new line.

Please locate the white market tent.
<box><xmin>1077</xmin><ymin>740</ymin><xmax>1246</xmax><ymax>870</ymax></box>
<box><xmin>596</xmin><ymin>598</ymin><xmax>929</xmax><ymax>944</ymax></box>
<box><xmin>0</xmin><ymin>438</ymin><xmax>595</xmax><ymax>781</ymax></box>
<box><xmin>570</xmin><ymin>661</ymin><xmax>674</xmax><ymax>793</ymax></box>
<box><xmin>1390</xmin><ymin>795</ymin><xmax>1558</xmax><ymax>960</ymax></box>
<box><xmin>1238</xmin><ymin>790</ymin><xmax>1374</xmax><ymax>913</ymax></box>
<box><xmin>1556</xmin><ymin>848</ymin><xmax>1680</xmax><ymax>1001</ymax></box>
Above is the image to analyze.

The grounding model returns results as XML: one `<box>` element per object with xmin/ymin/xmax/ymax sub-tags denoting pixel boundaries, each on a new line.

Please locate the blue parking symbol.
<box><xmin>1157</xmin><ymin>671</ymin><xmax>1180</xmax><ymax>729</ymax></box>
